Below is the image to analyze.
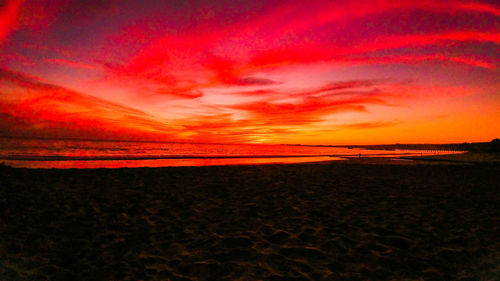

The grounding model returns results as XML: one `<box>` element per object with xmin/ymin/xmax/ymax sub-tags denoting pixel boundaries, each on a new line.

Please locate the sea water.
<box><xmin>0</xmin><ymin>137</ymin><xmax>461</xmax><ymax>168</ymax></box>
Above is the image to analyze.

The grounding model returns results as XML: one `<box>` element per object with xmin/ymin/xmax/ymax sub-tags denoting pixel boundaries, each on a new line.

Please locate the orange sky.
<box><xmin>0</xmin><ymin>0</ymin><xmax>499</xmax><ymax>144</ymax></box>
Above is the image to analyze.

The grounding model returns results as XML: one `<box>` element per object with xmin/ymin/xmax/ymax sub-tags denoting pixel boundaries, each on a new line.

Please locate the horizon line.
<box><xmin>1</xmin><ymin>135</ymin><xmax>497</xmax><ymax>147</ymax></box>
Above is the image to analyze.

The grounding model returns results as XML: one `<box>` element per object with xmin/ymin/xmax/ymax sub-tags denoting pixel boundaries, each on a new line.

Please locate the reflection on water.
<box><xmin>4</xmin><ymin>156</ymin><xmax>344</xmax><ymax>169</ymax></box>
<box><xmin>0</xmin><ymin>137</ymin><xmax>462</xmax><ymax>168</ymax></box>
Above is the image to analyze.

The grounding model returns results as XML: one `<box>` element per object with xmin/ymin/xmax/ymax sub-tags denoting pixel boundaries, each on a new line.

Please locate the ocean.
<box><xmin>0</xmin><ymin>137</ymin><xmax>460</xmax><ymax>168</ymax></box>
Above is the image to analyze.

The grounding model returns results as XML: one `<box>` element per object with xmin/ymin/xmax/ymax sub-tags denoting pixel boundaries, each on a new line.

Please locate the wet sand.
<box><xmin>1</xmin><ymin>161</ymin><xmax>499</xmax><ymax>280</ymax></box>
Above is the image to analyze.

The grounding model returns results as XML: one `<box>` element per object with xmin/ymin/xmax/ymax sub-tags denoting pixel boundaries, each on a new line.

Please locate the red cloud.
<box><xmin>343</xmin><ymin>54</ymin><xmax>497</xmax><ymax>70</ymax></box>
<box><xmin>0</xmin><ymin>53</ymin><xmax>35</xmax><ymax>66</ymax></box>
<box><xmin>338</xmin><ymin>121</ymin><xmax>398</xmax><ymax>130</ymax></box>
<box><xmin>359</xmin><ymin>32</ymin><xmax>500</xmax><ymax>53</ymax></box>
<box><xmin>170</xmin><ymin>81</ymin><xmax>394</xmax><ymax>140</ymax></box>
<box><xmin>250</xmin><ymin>31</ymin><xmax>500</xmax><ymax>68</ymax></box>
<box><xmin>267</xmin><ymin>1</ymin><xmax>500</xmax><ymax>39</ymax></box>
<box><xmin>178</xmin><ymin>114</ymin><xmax>301</xmax><ymax>143</ymax></box>
<box><xmin>155</xmin><ymin>86</ymin><xmax>203</xmax><ymax>99</ymax></box>
<box><xmin>44</xmin><ymin>58</ymin><xmax>96</xmax><ymax>69</ymax></box>
<box><xmin>97</xmin><ymin>0</ymin><xmax>498</xmax><ymax>110</ymax></box>
<box><xmin>230</xmin><ymin>95</ymin><xmax>386</xmax><ymax>126</ymax></box>
<box><xmin>0</xmin><ymin>0</ymin><xmax>24</xmax><ymax>43</ymax></box>
<box><xmin>0</xmin><ymin>67</ymin><xmax>179</xmax><ymax>141</ymax></box>
<box><xmin>2</xmin><ymin>1</ymin><xmax>498</xmax><ymax>144</ymax></box>
<box><xmin>456</xmin><ymin>2</ymin><xmax>500</xmax><ymax>16</ymax></box>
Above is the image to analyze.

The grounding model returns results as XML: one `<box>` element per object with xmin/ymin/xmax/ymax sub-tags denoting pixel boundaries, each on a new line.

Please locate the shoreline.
<box><xmin>1</xmin><ymin>151</ymin><xmax>481</xmax><ymax>169</ymax></box>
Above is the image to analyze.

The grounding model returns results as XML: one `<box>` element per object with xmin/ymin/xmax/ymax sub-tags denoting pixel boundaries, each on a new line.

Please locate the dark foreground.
<box><xmin>1</xmin><ymin>162</ymin><xmax>499</xmax><ymax>281</ymax></box>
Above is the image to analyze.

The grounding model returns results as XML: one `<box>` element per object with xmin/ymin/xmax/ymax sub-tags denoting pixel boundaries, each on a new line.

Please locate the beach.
<box><xmin>1</xmin><ymin>161</ymin><xmax>499</xmax><ymax>280</ymax></box>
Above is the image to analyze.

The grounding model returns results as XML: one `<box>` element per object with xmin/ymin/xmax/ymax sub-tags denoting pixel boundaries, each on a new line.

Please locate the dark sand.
<box><xmin>401</xmin><ymin>152</ymin><xmax>500</xmax><ymax>164</ymax></box>
<box><xmin>1</xmin><ymin>161</ymin><xmax>499</xmax><ymax>280</ymax></box>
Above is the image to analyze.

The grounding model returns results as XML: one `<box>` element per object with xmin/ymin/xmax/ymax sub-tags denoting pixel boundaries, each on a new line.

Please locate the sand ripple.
<box><xmin>0</xmin><ymin>163</ymin><xmax>499</xmax><ymax>280</ymax></box>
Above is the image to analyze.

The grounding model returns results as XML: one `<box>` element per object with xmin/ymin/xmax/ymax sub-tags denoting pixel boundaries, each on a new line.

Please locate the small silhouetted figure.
<box><xmin>358</xmin><ymin>153</ymin><xmax>361</xmax><ymax>158</ymax></box>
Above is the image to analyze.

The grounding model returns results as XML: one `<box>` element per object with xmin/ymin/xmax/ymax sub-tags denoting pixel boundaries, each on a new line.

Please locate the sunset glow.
<box><xmin>1</xmin><ymin>0</ymin><xmax>498</xmax><ymax>144</ymax></box>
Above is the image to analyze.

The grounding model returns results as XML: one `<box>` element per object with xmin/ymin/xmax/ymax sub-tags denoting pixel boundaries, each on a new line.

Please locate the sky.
<box><xmin>0</xmin><ymin>0</ymin><xmax>498</xmax><ymax>145</ymax></box>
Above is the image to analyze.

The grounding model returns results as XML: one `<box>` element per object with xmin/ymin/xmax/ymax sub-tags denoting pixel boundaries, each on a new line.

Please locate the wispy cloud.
<box><xmin>0</xmin><ymin>0</ymin><xmax>24</xmax><ymax>44</ymax></box>
<box><xmin>0</xmin><ymin>67</ymin><xmax>178</xmax><ymax>140</ymax></box>
<box><xmin>229</xmin><ymin>95</ymin><xmax>386</xmax><ymax>126</ymax></box>
<box><xmin>250</xmin><ymin>31</ymin><xmax>500</xmax><ymax>69</ymax></box>
<box><xmin>44</xmin><ymin>58</ymin><xmax>97</xmax><ymax>70</ymax></box>
<box><xmin>337</xmin><ymin>121</ymin><xmax>398</xmax><ymax>130</ymax></box>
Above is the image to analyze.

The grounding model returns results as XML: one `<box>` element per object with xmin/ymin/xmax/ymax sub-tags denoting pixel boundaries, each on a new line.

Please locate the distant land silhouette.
<box><xmin>294</xmin><ymin>139</ymin><xmax>500</xmax><ymax>153</ymax></box>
